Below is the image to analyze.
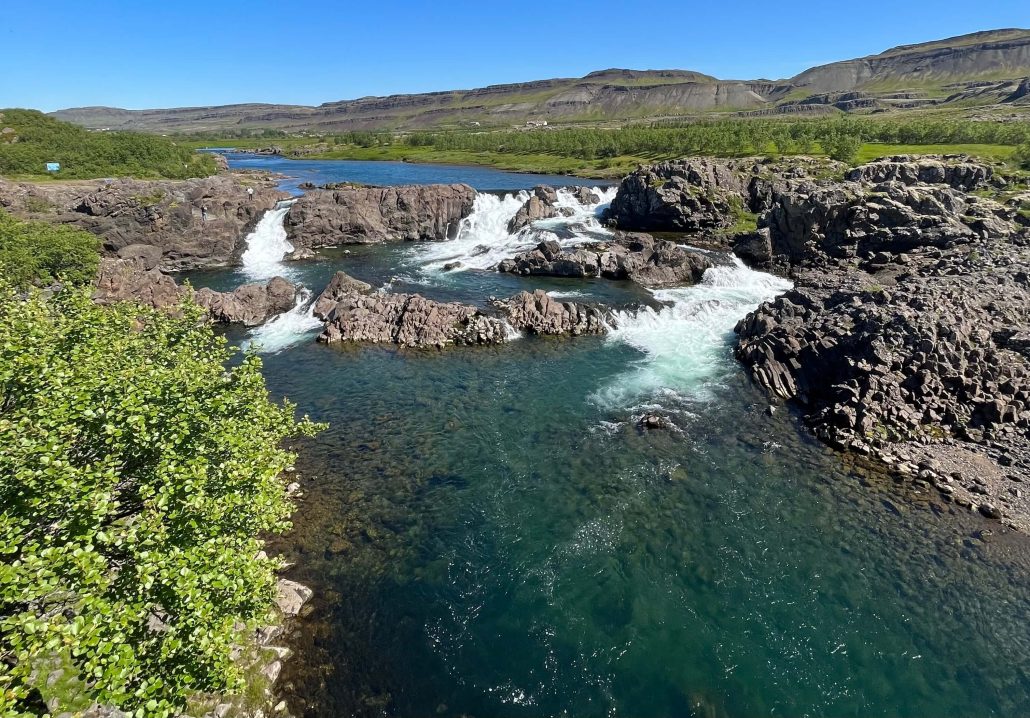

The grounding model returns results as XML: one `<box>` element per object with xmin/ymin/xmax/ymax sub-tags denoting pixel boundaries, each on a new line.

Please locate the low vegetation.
<box><xmin>0</xmin><ymin>109</ymin><xmax>218</xmax><ymax>180</ymax></box>
<box><xmin>0</xmin><ymin>286</ymin><xmax>324</xmax><ymax>716</ymax></box>
<box><xmin>0</xmin><ymin>209</ymin><xmax>100</xmax><ymax>289</ymax></box>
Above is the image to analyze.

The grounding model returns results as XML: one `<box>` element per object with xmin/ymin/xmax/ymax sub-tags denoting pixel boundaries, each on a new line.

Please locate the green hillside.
<box><xmin>0</xmin><ymin>109</ymin><xmax>217</xmax><ymax>179</ymax></box>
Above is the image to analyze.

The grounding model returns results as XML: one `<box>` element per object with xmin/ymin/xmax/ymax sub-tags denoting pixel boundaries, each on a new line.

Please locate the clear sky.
<box><xmin>3</xmin><ymin>0</ymin><xmax>1028</xmax><ymax>112</ymax></box>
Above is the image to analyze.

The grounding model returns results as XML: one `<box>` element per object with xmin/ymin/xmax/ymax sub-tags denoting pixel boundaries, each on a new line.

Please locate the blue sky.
<box><xmin>2</xmin><ymin>0</ymin><xmax>1028</xmax><ymax>111</ymax></box>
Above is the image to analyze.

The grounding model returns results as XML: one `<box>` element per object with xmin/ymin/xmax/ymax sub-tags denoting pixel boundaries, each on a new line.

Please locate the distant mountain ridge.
<box><xmin>51</xmin><ymin>28</ymin><xmax>1030</xmax><ymax>133</ymax></box>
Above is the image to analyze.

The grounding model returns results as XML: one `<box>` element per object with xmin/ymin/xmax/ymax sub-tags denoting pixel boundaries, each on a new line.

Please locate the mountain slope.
<box><xmin>51</xmin><ymin>29</ymin><xmax>1030</xmax><ymax>133</ymax></box>
<box><xmin>788</xmin><ymin>28</ymin><xmax>1030</xmax><ymax>93</ymax></box>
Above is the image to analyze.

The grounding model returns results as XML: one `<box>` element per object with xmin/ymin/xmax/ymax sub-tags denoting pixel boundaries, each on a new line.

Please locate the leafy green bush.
<box><xmin>0</xmin><ymin>109</ymin><xmax>218</xmax><ymax>179</ymax></box>
<box><xmin>0</xmin><ymin>209</ymin><xmax>100</xmax><ymax>288</ymax></box>
<box><xmin>0</xmin><ymin>287</ymin><xmax>323</xmax><ymax>716</ymax></box>
<box><xmin>1014</xmin><ymin>143</ymin><xmax>1030</xmax><ymax>170</ymax></box>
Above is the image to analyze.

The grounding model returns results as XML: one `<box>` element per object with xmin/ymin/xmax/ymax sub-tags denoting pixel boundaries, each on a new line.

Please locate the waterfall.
<box><xmin>240</xmin><ymin>200</ymin><xmax>297</xmax><ymax>281</ymax></box>
<box><xmin>242</xmin><ymin>288</ymin><xmax>323</xmax><ymax>354</ymax></box>
<box><xmin>412</xmin><ymin>186</ymin><xmax>617</xmax><ymax>273</ymax></box>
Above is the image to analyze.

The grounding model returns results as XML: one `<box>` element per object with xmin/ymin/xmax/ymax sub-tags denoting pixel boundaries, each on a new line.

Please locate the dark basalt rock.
<box><xmin>729</xmin><ymin>154</ymin><xmax>1030</xmax><ymax>528</ymax></box>
<box><xmin>194</xmin><ymin>277</ymin><xmax>299</xmax><ymax>326</ymax></box>
<box><xmin>492</xmin><ymin>290</ymin><xmax>608</xmax><ymax>336</ymax></box>
<box><xmin>285</xmin><ymin>183</ymin><xmax>475</xmax><ymax>248</ymax></box>
<box><xmin>507</xmin><ymin>186</ymin><xmax>560</xmax><ymax>233</ymax></box>
<box><xmin>498</xmin><ymin>233</ymin><xmax>712</xmax><ymax>287</ymax></box>
<box><xmin>317</xmin><ymin>292</ymin><xmax>509</xmax><ymax>348</ymax></box>
<box><xmin>312</xmin><ymin>271</ymin><xmax>374</xmax><ymax>320</ymax></box>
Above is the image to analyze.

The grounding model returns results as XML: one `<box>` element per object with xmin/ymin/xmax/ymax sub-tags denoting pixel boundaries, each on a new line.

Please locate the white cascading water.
<box><xmin>242</xmin><ymin>288</ymin><xmax>323</xmax><ymax>354</ymax></box>
<box><xmin>240</xmin><ymin>200</ymin><xmax>297</xmax><ymax>280</ymax></box>
<box><xmin>594</xmin><ymin>259</ymin><xmax>792</xmax><ymax>409</ymax></box>
<box><xmin>413</xmin><ymin>186</ymin><xmax>617</xmax><ymax>273</ymax></box>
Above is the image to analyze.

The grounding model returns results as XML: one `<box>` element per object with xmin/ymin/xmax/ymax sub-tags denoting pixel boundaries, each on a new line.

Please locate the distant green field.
<box><xmin>855</xmin><ymin>143</ymin><xmax>1016</xmax><ymax>163</ymax></box>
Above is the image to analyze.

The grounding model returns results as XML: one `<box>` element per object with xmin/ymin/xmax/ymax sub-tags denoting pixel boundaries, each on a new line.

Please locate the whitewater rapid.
<box><xmin>594</xmin><ymin>259</ymin><xmax>793</xmax><ymax>410</ymax></box>
<box><xmin>414</xmin><ymin>186</ymin><xmax>617</xmax><ymax>273</ymax></box>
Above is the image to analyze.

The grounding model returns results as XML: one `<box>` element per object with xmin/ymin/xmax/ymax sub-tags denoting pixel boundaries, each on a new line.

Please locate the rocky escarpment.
<box><xmin>603</xmin><ymin>157</ymin><xmax>848</xmax><ymax>235</ymax></box>
<box><xmin>0</xmin><ymin>175</ymin><xmax>285</xmax><ymax>271</ymax></box>
<box><xmin>498</xmin><ymin>234</ymin><xmax>712</xmax><ymax>287</ymax></box>
<box><xmin>285</xmin><ymin>183</ymin><xmax>475</xmax><ymax>249</ymax></box>
<box><xmin>731</xmin><ymin>155</ymin><xmax>1030</xmax><ymax>529</ymax></box>
<box><xmin>93</xmin><ymin>258</ymin><xmax>299</xmax><ymax>326</ymax></box>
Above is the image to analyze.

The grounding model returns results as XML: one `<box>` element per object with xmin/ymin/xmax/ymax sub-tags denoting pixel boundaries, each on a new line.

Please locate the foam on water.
<box><xmin>412</xmin><ymin>186</ymin><xmax>617</xmax><ymax>273</ymax></box>
<box><xmin>595</xmin><ymin>259</ymin><xmax>792</xmax><ymax>409</ymax></box>
<box><xmin>242</xmin><ymin>289</ymin><xmax>323</xmax><ymax>353</ymax></box>
<box><xmin>240</xmin><ymin>201</ymin><xmax>297</xmax><ymax>281</ymax></box>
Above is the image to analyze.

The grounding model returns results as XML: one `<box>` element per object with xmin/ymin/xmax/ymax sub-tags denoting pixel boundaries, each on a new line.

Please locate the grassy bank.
<box><xmin>189</xmin><ymin>139</ymin><xmax>1024</xmax><ymax>180</ymax></box>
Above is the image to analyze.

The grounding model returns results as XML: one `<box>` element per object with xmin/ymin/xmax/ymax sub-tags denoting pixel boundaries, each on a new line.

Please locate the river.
<box><xmin>181</xmin><ymin>155</ymin><xmax>1030</xmax><ymax>718</ymax></box>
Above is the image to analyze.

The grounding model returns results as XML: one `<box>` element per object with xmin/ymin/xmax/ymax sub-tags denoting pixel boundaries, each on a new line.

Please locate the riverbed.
<box><xmin>183</xmin><ymin>155</ymin><xmax>1030</xmax><ymax>718</ymax></box>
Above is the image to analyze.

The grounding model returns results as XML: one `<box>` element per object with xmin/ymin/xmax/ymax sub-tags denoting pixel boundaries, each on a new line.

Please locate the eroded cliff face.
<box><xmin>0</xmin><ymin>175</ymin><xmax>287</xmax><ymax>270</ymax></box>
<box><xmin>285</xmin><ymin>183</ymin><xmax>476</xmax><ymax>247</ymax></box>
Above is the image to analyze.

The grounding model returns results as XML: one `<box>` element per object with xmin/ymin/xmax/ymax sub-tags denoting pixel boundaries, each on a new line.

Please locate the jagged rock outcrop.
<box><xmin>734</xmin><ymin>156</ymin><xmax>1030</xmax><ymax>528</ymax></box>
<box><xmin>317</xmin><ymin>293</ymin><xmax>508</xmax><ymax>348</ymax></box>
<box><xmin>844</xmin><ymin>155</ymin><xmax>993</xmax><ymax>191</ymax></box>
<box><xmin>0</xmin><ymin>175</ymin><xmax>285</xmax><ymax>271</ymax></box>
<box><xmin>507</xmin><ymin>186</ymin><xmax>561</xmax><ymax>233</ymax></box>
<box><xmin>492</xmin><ymin>290</ymin><xmax>608</xmax><ymax>336</ymax></box>
<box><xmin>194</xmin><ymin>277</ymin><xmax>299</xmax><ymax>326</ymax></box>
<box><xmin>603</xmin><ymin>157</ymin><xmax>845</xmax><ymax>235</ymax></box>
<box><xmin>93</xmin><ymin>258</ymin><xmax>186</xmax><ymax>310</ymax></box>
<box><xmin>285</xmin><ymin>183</ymin><xmax>475</xmax><ymax>248</ymax></box>
<box><xmin>312</xmin><ymin>270</ymin><xmax>373</xmax><ymax>319</ymax></box>
<box><xmin>93</xmin><ymin>258</ymin><xmax>298</xmax><ymax>325</ymax></box>
<box><xmin>497</xmin><ymin>234</ymin><xmax>712</xmax><ymax>287</ymax></box>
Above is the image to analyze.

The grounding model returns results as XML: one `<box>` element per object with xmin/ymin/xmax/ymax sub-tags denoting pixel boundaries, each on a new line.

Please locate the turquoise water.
<box><xmin>184</xmin><ymin>177</ymin><xmax>1030</xmax><ymax>717</ymax></box>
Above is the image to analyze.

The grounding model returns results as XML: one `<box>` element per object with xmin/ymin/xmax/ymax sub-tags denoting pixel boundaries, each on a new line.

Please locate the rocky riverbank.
<box><xmin>0</xmin><ymin>174</ymin><xmax>287</xmax><ymax>271</ymax></box>
<box><xmin>608</xmin><ymin>154</ymin><xmax>1030</xmax><ymax>530</ymax></box>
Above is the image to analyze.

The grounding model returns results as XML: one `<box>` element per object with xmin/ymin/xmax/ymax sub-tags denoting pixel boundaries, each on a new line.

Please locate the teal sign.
<box><xmin>46</xmin><ymin>162</ymin><xmax>60</xmax><ymax>172</ymax></box>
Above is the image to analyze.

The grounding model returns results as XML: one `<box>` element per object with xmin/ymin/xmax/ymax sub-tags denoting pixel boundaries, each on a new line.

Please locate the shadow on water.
<box><xmin>260</xmin><ymin>338</ymin><xmax>1030</xmax><ymax>718</ymax></box>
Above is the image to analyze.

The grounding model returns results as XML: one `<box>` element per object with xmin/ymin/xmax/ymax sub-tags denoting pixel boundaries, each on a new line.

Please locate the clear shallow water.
<box><xmin>186</xmin><ymin>180</ymin><xmax>1030</xmax><ymax>718</ymax></box>
<box><xmin>213</xmin><ymin>152</ymin><xmax>612</xmax><ymax>195</ymax></box>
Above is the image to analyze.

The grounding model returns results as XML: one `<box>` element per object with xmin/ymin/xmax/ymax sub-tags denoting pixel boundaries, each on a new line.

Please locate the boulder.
<box><xmin>507</xmin><ymin>186</ymin><xmax>560</xmax><ymax>233</ymax></box>
<box><xmin>312</xmin><ymin>271</ymin><xmax>373</xmax><ymax>319</ymax></box>
<box><xmin>274</xmin><ymin>579</ymin><xmax>313</xmax><ymax>618</ymax></box>
<box><xmin>93</xmin><ymin>258</ymin><xmax>186</xmax><ymax>310</ymax></box>
<box><xmin>194</xmin><ymin>277</ymin><xmax>299</xmax><ymax>326</ymax></box>
<box><xmin>492</xmin><ymin>290</ymin><xmax>608</xmax><ymax>336</ymax></box>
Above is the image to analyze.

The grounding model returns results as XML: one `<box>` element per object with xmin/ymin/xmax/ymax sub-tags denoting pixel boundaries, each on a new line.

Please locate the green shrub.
<box><xmin>0</xmin><ymin>287</ymin><xmax>323</xmax><ymax>716</ymax></box>
<box><xmin>1014</xmin><ymin>143</ymin><xmax>1030</xmax><ymax>170</ymax></box>
<box><xmin>0</xmin><ymin>109</ymin><xmax>218</xmax><ymax>179</ymax></box>
<box><xmin>0</xmin><ymin>209</ymin><xmax>100</xmax><ymax>289</ymax></box>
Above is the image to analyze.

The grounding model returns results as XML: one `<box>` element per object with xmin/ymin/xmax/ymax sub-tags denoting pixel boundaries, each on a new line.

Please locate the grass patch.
<box><xmin>855</xmin><ymin>143</ymin><xmax>1016</xmax><ymax>163</ymax></box>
